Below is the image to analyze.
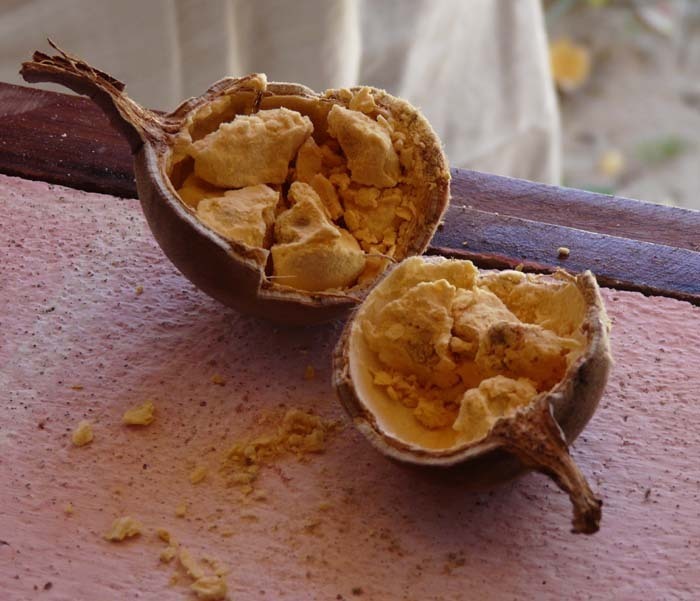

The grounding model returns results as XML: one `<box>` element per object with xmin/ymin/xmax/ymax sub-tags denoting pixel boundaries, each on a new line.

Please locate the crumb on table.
<box><xmin>71</xmin><ymin>420</ymin><xmax>94</xmax><ymax>447</ymax></box>
<box><xmin>189</xmin><ymin>465</ymin><xmax>208</xmax><ymax>484</ymax></box>
<box><xmin>103</xmin><ymin>516</ymin><xmax>142</xmax><ymax>542</ymax></box>
<box><xmin>211</xmin><ymin>374</ymin><xmax>226</xmax><ymax>386</ymax></box>
<box><xmin>179</xmin><ymin>547</ymin><xmax>206</xmax><ymax>580</ymax></box>
<box><xmin>222</xmin><ymin>409</ymin><xmax>338</xmax><ymax>491</ymax></box>
<box><xmin>191</xmin><ymin>575</ymin><xmax>228</xmax><ymax>600</ymax></box>
<box><xmin>122</xmin><ymin>400</ymin><xmax>156</xmax><ymax>426</ymax></box>
<box><xmin>160</xmin><ymin>545</ymin><xmax>178</xmax><ymax>563</ymax></box>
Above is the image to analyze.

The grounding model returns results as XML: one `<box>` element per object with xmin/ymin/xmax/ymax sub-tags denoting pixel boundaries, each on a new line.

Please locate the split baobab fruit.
<box><xmin>21</xmin><ymin>43</ymin><xmax>449</xmax><ymax>324</ymax></box>
<box><xmin>334</xmin><ymin>257</ymin><xmax>612</xmax><ymax>534</ymax></box>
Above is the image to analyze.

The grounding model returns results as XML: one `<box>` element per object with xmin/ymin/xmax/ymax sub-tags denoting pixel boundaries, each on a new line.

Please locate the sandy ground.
<box><xmin>551</xmin><ymin>4</ymin><xmax>700</xmax><ymax>210</ymax></box>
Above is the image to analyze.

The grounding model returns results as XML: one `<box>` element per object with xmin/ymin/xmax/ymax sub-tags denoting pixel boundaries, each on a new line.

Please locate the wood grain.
<box><xmin>0</xmin><ymin>81</ymin><xmax>698</xmax><ymax>304</ymax></box>
<box><xmin>450</xmin><ymin>169</ymin><xmax>700</xmax><ymax>252</ymax></box>
<box><xmin>431</xmin><ymin>205</ymin><xmax>700</xmax><ymax>305</ymax></box>
<box><xmin>0</xmin><ymin>82</ymin><xmax>134</xmax><ymax>197</ymax></box>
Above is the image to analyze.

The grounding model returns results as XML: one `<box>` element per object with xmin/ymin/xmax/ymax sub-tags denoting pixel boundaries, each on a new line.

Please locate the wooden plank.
<box><xmin>450</xmin><ymin>170</ymin><xmax>700</xmax><ymax>252</ymax></box>
<box><xmin>430</xmin><ymin>205</ymin><xmax>700</xmax><ymax>305</ymax></box>
<box><xmin>0</xmin><ymin>82</ymin><xmax>134</xmax><ymax>197</ymax></box>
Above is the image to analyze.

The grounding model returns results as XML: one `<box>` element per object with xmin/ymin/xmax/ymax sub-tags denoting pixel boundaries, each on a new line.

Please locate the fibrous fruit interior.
<box><xmin>348</xmin><ymin>257</ymin><xmax>588</xmax><ymax>450</ymax></box>
<box><xmin>166</xmin><ymin>76</ymin><xmax>435</xmax><ymax>294</ymax></box>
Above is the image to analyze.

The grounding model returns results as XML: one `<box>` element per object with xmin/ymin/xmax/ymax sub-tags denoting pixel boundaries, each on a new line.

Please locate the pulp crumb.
<box><xmin>179</xmin><ymin>547</ymin><xmax>206</xmax><ymax>580</ymax></box>
<box><xmin>191</xmin><ymin>576</ymin><xmax>228</xmax><ymax>601</ymax></box>
<box><xmin>304</xmin><ymin>365</ymin><xmax>316</xmax><ymax>380</ymax></box>
<box><xmin>157</xmin><ymin>529</ymin><xmax>229</xmax><ymax>596</ymax></box>
<box><xmin>558</xmin><ymin>246</ymin><xmax>571</xmax><ymax>258</ymax></box>
<box><xmin>160</xmin><ymin>545</ymin><xmax>178</xmax><ymax>563</ymax></box>
<box><xmin>211</xmin><ymin>374</ymin><xmax>226</xmax><ymax>386</ymax></box>
<box><xmin>174</xmin><ymin>545</ymin><xmax>230</xmax><ymax>601</ymax></box>
<box><xmin>135</xmin><ymin>285</ymin><xmax>144</xmax><ymax>295</ymax></box>
<box><xmin>202</xmin><ymin>556</ymin><xmax>229</xmax><ymax>577</ymax></box>
<box><xmin>175</xmin><ymin>502</ymin><xmax>188</xmax><ymax>518</ymax></box>
<box><xmin>122</xmin><ymin>400</ymin><xmax>155</xmax><ymax>426</ymax></box>
<box><xmin>222</xmin><ymin>409</ymin><xmax>338</xmax><ymax>490</ymax></box>
<box><xmin>103</xmin><ymin>516</ymin><xmax>142</xmax><ymax>542</ymax></box>
<box><xmin>71</xmin><ymin>420</ymin><xmax>94</xmax><ymax>447</ymax></box>
<box><xmin>63</xmin><ymin>502</ymin><xmax>74</xmax><ymax>516</ymax></box>
<box><xmin>190</xmin><ymin>465</ymin><xmax>208</xmax><ymax>485</ymax></box>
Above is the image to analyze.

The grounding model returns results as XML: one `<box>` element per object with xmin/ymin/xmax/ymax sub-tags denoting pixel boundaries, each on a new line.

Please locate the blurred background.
<box><xmin>1</xmin><ymin>0</ymin><xmax>698</xmax><ymax>209</ymax></box>
<box><xmin>547</xmin><ymin>0</ymin><xmax>700</xmax><ymax>210</ymax></box>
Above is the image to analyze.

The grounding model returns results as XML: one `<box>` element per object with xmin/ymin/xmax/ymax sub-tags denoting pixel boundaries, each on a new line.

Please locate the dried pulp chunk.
<box><xmin>452</xmin><ymin>376</ymin><xmax>538</xmax><ymax>441</ymax></box>
<box><xmin>356</xmin><ymin>258</ymin><xmax>585</xmax><ymax>446</ymax></box>
<box><xmin>177</xmin><ymin>174</ymin><xmax>225</xmax><ymax>209</ymax></box>
<box><xmin>326</xmin><ymin>104</ymin><xmax>400</xmax><ymax>188</ymax></box>
<box><xmin>196</xmin><ymin>184</ymin><xmax>279</xmax><ymax>248</ymax></box>
<box><xmin>191</xmin><ymin>107</ymin><xmax>313</xmax><ymax>188</ymax></box>
<box><xmin>271</xmin><ymin>183</ymin><xmax>365</xmax><ymax>291</ymax></box>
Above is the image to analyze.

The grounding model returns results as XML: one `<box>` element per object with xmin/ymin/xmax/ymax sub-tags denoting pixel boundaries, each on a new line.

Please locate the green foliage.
<box><xmin>579</xmin><ymin>184</ymin><xmax>616</xmax><ymax>195</ymax></box>
<box><xmin>635</xmin><ymin>136</ymin><xmax>690</xmax><ymax>165</ymax></box>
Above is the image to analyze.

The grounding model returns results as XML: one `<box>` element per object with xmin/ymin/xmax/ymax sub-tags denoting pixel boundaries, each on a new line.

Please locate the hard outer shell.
<box><xmin>333</xmin><ymin>260</ymin><xmax>613</xmax><ymax>490</ymax></box>
<box><xmin>22</xmin><ymin>45</ymin><xmax>450</xmax><ymax>325</ymax></box>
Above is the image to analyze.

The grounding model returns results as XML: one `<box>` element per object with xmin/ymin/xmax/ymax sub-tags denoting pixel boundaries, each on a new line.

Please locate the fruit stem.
<box><xmin>491</xmin><ymin>399</ymin><xmax>602</xmax><ymax>534</ymax></box>
<box><xmin>20</xmin><ymin>40</ymin><xmax>169</xmax><ymax>152</ymax></box>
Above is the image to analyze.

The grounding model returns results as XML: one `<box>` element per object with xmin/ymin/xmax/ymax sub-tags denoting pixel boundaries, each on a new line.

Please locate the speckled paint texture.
<box><xmin>1</xmin><ymin>174</ymin><xmax>699</xmax><ymax>600</ymax></box>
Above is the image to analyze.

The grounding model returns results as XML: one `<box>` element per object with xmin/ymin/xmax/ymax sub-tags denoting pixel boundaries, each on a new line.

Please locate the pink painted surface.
<box><xmin>1</xmin><ymin>173</ymin><xmax>699</xmax><ymax>601</ymax></box>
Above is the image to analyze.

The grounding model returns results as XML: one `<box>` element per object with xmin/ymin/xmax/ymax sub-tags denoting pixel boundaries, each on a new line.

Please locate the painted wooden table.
<box><xmin>1</xmin><ymin>82</ymin><xmax>700</xmax><ymax>601</ymax></box>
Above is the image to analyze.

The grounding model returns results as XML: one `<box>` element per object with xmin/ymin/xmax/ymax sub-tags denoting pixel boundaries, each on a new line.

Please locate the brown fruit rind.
<box><xmin>21</xmin><ymin>43</ymin><xmax>450</xmax><ymax>325</ymax></box>
<box><xmin>333</xmin><ymin>258</ymin><xmax>612</xmax><ymax>533</ymax></box>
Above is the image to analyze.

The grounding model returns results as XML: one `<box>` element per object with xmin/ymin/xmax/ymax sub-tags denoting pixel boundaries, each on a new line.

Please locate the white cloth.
<box><xmin>0</xmin><ymin>0</ymin><xmax>560</xmax><ymax>183</ymax></box>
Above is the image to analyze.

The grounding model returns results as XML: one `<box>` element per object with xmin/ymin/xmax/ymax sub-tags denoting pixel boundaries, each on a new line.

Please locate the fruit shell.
<box><xmin>21</xmin><ymin>47</ymin><xmax>450</xmax><ymax>325</ymax></box>
<box><xmin>332</xmin><ymin>262</ymin><xmax>613</xmax><ymax>488</ymax></box>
